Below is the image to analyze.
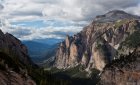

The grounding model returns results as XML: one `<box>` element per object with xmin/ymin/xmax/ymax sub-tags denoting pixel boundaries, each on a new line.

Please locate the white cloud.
<box><xmin>124</xmin><ymin>3</ymin><xmax>140</xmax><ymax>16</ymax></box>
<box><xmin>13</xmin><ymin>26</ymin><xmax>83</xmax><ymax>40</ymax></box>
<box><xmin>8</xmin><ymin>16</ymin><xmax>41</xmax><ymax>22</ymax></box>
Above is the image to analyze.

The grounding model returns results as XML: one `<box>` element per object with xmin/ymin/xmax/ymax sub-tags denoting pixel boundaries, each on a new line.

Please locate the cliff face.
<box><xmin>54</xmin><ymin>10</ymin><xmax>140</xmax><ymax>71</ymax></box>
<box><xmin>98</xmin><ymin>48</ymin><xmax>140</xmax><ymax>85</ymax></box>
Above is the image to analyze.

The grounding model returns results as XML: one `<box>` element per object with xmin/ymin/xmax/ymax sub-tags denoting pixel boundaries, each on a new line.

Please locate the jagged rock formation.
<box><xmin>54</xmin><ymin>10</ymin><xmax>140</xmax><ymax>71</ymax></box>
<box><xmin>98</xmin><ymin>48</ymin><xmax>140</xmax><ymax>85</ymax></box>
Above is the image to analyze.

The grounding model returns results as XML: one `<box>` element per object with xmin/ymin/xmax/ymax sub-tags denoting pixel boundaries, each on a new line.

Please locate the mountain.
<box><xmin>54</xmin><ymin>10</ymin><xmax>140</xmax><ymax>72</ymax></box>
<box><xmin>0</xmin><ymin>30</ymin><xmax>36</xmax><ymax>85</ymax></box>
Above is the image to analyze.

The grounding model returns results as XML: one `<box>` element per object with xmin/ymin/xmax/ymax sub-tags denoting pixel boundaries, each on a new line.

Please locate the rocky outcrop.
<box><xmin>54</xmin><ymin>10</ymin><xmax>140</xmax><ymax>71</ymax></box>
<box><xmin>54</xmin><ymin>35</ymin><xmax>79</xmax><ymax>68</ymax></box>
<box><xmin>98</xmin><ymin>48</ymin><xmax>140</xmax><ymax>85</ymax></box>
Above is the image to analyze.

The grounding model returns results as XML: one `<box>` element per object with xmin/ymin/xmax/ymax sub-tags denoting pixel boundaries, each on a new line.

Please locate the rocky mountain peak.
<box><xmin>65</xmin><ymin>35</ymin><xmax>71</xmax><ymax>48</ymax></box>
<box><xmin>94</xmin><ymin>10</ymin><xmax>140</xmax><ymax>22</ymax></box>
<box><xmin>106</xmin><ymin>10</ymin><xmax>128</xmax><ymax>16</ymax></box>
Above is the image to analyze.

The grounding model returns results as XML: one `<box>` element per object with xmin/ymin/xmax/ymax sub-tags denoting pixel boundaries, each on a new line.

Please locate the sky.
<box><xmin>0</xmin><ymin>0</ymin><xmax>140</xmax><ymax>41</ymax></box>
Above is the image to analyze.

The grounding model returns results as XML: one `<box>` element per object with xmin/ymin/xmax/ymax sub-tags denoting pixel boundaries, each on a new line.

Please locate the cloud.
<box><xmin>0</xmin><ymin>0</ymin><xmax>45</xmax><ymax>21</ymax></box>
<box><xmin>0</xmin><ymin>19</ymin><xmax>84</xmax><ymax>40</ymax></box>
<box><xmin>1</xmin><ymin>0</ymin><xmax>140</xmax><ymax>22</ymax></box>
<box><xmin>42</xmin><ymin>0</ymin><xmax>140</xmax><ymax>21</ymax></box>
<box><xmin>0</xmin><ymin>0</ymin><xmax>140</xmax><ymax>41</ymax></box>
<box><xmin>0</xmin><ymin>4</ymin><xmax>4</xmax><ymax>10</ymax></box>
<box><xmin>15</xmin><ymin>26</ymin><xmax>83</xmax><ymax>40</ymax></box>
<box><xmin>124</xmin><ymin>3</ymin><xmax>140</xmax><ymax>15</ymax></box>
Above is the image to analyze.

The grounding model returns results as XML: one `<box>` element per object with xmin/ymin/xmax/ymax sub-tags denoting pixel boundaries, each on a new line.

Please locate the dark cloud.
<box><xmin>10</xmin><ymin>28</ymin><xmax>32</xmax><ymax>38</ymax></box>
<box><xmin>79</xmin><ymin>0</ymin><xmax>140</xmax><ymax>21</ymax></box>
<box><xmin>10</xmin><ymin>10</ymin><xmax>42</xmax><ymax>16</ymax></box>
<box><xmin>42</xmin><ymin>31</ymin><xmax>75</xmax><ymax>37</ymax></box>
<box><xmin>33</xmin><ymin>0</ymin><xmax>59</xmax><ymax>4</ymax></box>
<box><xmin>0</xmin><ymin>4</ymin><xmax>4</xmax><ymax>10</ymax></box>
<box><xmin>97</xmin><ymin>0</ymin><xmax>139</xmax><ymax>9</ymax></box>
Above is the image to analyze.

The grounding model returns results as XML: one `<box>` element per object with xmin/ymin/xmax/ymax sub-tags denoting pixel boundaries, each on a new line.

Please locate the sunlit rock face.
<box><xmin>54</xmin><ymin>10</ymin><xmax>140</xmax><ymax>71</ymax></box>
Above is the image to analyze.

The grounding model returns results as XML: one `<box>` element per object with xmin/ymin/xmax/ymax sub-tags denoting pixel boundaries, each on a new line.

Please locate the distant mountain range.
<box><xmin>23</xmin><ymin>41</ymin><xmax>50</xmax><ymax>58</ymax></box>
<box><xmin>23</xmin><ymin>40</ymin><xmax>59</xmax><ymax>64</ymax></box>
<box><xmin>31</xmin><ymin>38</ymin><xmax>63</xmax><ymax>45</ymax></box>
